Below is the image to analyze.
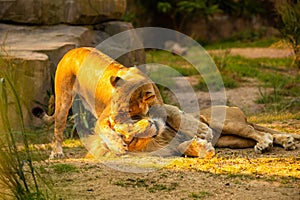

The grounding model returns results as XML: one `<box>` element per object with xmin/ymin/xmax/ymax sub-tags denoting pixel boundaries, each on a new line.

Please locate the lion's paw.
<box><xmin>274</xmin><ymin>134</ymin><xmax>296</xmax><ymax>150</ymax></box>
<box><xmin>196</xmin><ymin>126</ymin><xmax>213</xmax><ymax>143</ymax></box>
<box><xmin>178</xmin><ymin>136</ymin><xmax>215</xmax><ymax>158</ymax></box>
<box><xmin>254</xmin><ymin>134</ymin><xmax>273</xmax><ymax>153</ymax></box>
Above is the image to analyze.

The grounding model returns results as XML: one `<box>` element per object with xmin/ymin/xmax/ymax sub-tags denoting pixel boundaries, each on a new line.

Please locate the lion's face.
<box><xmin>109</xmin><ymin>69</ymin><xmax>157</xmax><ymax>124</ymax></box>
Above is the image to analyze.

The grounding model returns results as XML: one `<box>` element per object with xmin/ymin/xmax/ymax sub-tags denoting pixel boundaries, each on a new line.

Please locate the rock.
<box><xmin>0</xmin><ymin>23</ymin><xmax>95</xmax><ymax>129</ymax></box>
<box><xmin>0</xmin><ymin>51</ymin><xmax>51</xmax><ymax>130</ymax></box>
<box><xmin>0</xmin><ymin>0</ymin><xmax>126</xmax><ymax>25</ymax></box>
<box><xmin>95</xmin><ymin>21</ymin><xmax>146</xmax><ymax>69</ymax></box>
<box><xmin>0</xmin><ymin>24</ymin><xmax>95</xmax><ymax>72</ymax></box>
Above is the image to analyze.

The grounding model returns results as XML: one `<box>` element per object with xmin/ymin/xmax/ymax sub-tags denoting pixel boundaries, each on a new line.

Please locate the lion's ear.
<box><xmin>110</xmin><ymin>76</ymin><xmax>124</xmax><ymax>87</ymax></box>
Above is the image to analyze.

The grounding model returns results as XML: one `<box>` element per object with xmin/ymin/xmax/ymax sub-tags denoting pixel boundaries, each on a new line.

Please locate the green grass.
<box><xmin>146</xmin><ymin>47</ymin><xmax>300</xmax><ymax>113</ymax></box>
<box><xmin>203</xmin><ymin>36</ymin><xmax>279</xmax><ymax>50</ymax></box>
<box><xmin>49</xmin><ymin>164</ymin><xmax>78</xmax><ymax>174</ymax></box>
<box><xmin>113</xmin><ymin>177</ymin><xmax>178</xmax><ymax>193</ymax></box>
<box><xmin>189</xmin><ymin>191</ymin><xmax>211</xmax><ymax>199</ymax></box>
<box><xmin>146</xmin><ymin>50</ymin><xmax>199</xmax><ymax>76</ymax></box>
<box><xmin>0</xmin><ymin>55</ymin><xmax>54</xmax><ymax>199</ymax></box>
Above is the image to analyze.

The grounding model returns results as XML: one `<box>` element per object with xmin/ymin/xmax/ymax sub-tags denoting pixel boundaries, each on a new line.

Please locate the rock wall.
<box><xmin>0</xmin><ymin>0</ymin><xmax>126</xmax><ymax>25</ymax></box>
<box><xmin>0</xmin><ymin>0</ymin><xmax>146</xmax><ymax>130</ymax></box>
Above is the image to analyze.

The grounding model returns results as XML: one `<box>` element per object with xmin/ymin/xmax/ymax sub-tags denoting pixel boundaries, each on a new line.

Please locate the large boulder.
<box><xmin>0</xmin><ymin>51</ymin><xmax>51</xmax><ymax>130</ymax></box>
<box><xmin>0</xmin><ymin>24</ymin><xmax>95</xmax><ymax>72</ymax></box>
<box><xmin>0</xmin><ymin>0</ymin><xmax>126</xmax><ymax>25</ymax></box>
<box><xmin>0</xmin><ymin>24</ymin><xmax>95</xmax><ymax>129</ymax></box>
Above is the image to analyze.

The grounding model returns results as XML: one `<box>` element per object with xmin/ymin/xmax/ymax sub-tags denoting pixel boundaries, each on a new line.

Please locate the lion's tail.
<box><xmin>32</xmin><ymin>107</ymin><xmax>54</xmax><ymax>125</ymax></box>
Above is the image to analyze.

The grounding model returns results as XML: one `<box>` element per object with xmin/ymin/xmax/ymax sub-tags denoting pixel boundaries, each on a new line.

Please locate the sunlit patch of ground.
<box><xmin>166</xmin><ymin>156</ymin><xmax>300</xmax><ymax>178</ymax></box>
<box><xmin>31</xmin><ymin>114</ymin><xmax>300</xmax><ymax>200</ymax></box>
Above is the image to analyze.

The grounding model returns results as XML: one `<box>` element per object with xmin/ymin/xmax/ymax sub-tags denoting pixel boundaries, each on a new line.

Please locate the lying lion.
<box><xmin>87</xmin><ymin>102</ymin><xmax>299</xmax><ymax>158</ymax></box>
<box><xmin>33</xmin><ymin>47</ymin><xmax>299</xmax><ymax>159</ymax></box>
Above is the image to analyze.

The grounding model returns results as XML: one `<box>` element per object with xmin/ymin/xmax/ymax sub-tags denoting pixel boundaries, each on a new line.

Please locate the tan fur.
<box><xmin>38</xmin><ymin>47</ymin><xmax>212</xmax><ymax>159</ymax></box>
<box><xmin>36</xmin><ymin>48</ymin><xmax>297</xmax><ymax>159</ymax></box>
<box><xmin>125</xmin><ymin>104</ymin><xmax>214</xmax><ymax>157</ymax></box>
<box><xmin>45</xmin><ymin>47</ymin><xmax>164</xmax><ymax>159</ymax></box>
<box><xmin>199</xmin><ymin>106</ymin><xmax>297</xmax><ymax>153</ymax></box>
<box><xmin>98</xmin><ymin>104</ymin><xmax>298</xmax><ymax>157</ymax></box>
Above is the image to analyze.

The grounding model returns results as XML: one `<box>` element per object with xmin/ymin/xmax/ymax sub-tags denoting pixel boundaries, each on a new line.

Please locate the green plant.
<box><xmin>204</xmin><ymin>38</ymin><xmax>278</xmax><ymax>50</ymax></box>
<box><xmin>136</xmin><ymin>0</ymin><xmax>220</xmax><ymax>32</ymax></box>
<box><xmin>49</xmin><ymin>164</ymin><xmax>78</xmax><ymax>174</ymax></box>
<box><xmin>276</xmin><ymin>0</ymin><xmax>300</xmax><ymax>69</ymax></box>
<box><xmin>69</xmin><ymin>96</ymin><xmax>96</xmax><ymax>138</ymax></box>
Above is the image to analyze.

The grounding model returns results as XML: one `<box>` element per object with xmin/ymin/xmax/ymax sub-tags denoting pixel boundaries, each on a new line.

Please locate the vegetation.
<box><xmin>0</xmin><ymin>56</ymin><xmax>53</xmax><ymax>199</ymax></box>
<box><xmin>112</xmin><ymin>177</ymin><xmax>178</xmax><ymax>193</ymax></box>
<box><xmin>135</xmin><ymin>0</ymin><xmax>273</xmax><ymax>33</ymax></box>
<box><xmin>275</xmin><ymin>0</ymin><xmax>300</xmax><ymax>69</ymax></box>
<box><xmin>146</xmin><ymin>38</ymin><xmax>300</xmax><ymax>113</ymax></box>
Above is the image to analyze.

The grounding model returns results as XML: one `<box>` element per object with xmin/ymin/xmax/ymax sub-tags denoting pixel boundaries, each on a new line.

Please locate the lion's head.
<box><xmin>109</xmin><ymin>67</ymin><xmax>161</xmax><ymax>124</ymax></box>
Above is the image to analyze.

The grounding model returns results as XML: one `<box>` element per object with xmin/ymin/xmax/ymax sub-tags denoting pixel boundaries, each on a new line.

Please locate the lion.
<box><xmin>87</xmin><ymin>102</ymin><xmax>299</xmax><ymax>158</ymax></box>
<box><xmin>33</xmin><ymin>47</ymin><xmax>299</xmax><ymax>159</ymax></box>
<box><xmin>199</xmin><ymin>106</ymin><xmax>299</xmax><ymax>152</ymax></box>
<box><xmin>32</xmin><ymin>47</ymin><xmax>165</xmax><ymax>159</ymax></box>
<box><xmin>86</xmin><ymin>99</ymin><xmax>215</xmax><ymax>158</ymax></box>
<box><xmin>33</xmin><ymin>47</ymin><xmax>212</xmax><ymax>159</ymax></box>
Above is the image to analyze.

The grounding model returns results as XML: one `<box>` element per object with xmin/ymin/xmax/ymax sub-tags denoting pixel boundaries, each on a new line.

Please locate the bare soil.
<box><xmin>208</xmin><ymin>48</ymin><xmax>294</xmax><ymax>59</ymax></box>
<box><xmin>40</xmin><ymin>141</ymin><xmax>300</xmax><ymax>200</ymax></box>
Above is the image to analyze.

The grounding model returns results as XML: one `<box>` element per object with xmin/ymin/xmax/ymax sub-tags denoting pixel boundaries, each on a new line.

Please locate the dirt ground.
<box><xmin>40</xmin><ymin>141</ymin><xmax>300</xmax><ymax>200</ymax></box>
<box><xmin>37</xmin><ymin>48</ymin><xmax>299</xmax><ymax>200</ymax></box>
<box><xmin>39</xmin><ymin>83</ymin><xmax>300</xmax><ymax>200</ymax></box>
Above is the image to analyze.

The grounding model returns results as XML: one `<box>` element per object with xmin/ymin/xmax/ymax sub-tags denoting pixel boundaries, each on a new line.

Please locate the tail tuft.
<box><xmin>32</xmin><ymin>107</ymin><xmax>45</xmax><ymax>119</ymax></box>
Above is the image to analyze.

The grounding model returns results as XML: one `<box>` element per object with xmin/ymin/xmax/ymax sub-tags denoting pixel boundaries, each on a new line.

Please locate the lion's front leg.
<box><xmin>93</xmin><ymin>119</ymin><xmax>128</xmax><ymax>156</ymax></box>
<box><xmin>177</xmin><ymin>136</ymin><xmax>215</xmax><ymax>158</ymax></box>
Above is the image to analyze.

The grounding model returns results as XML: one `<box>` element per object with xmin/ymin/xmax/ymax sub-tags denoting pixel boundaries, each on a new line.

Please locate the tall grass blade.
<box><xmin>0</xmin><ymin>55</ymin><xmax>54</xmax><ymax>199</ymax></box>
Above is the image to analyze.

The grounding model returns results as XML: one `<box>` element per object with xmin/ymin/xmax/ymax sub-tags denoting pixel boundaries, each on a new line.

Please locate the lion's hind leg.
<box><xmin>218</xmin><ymin>122</ymin><xmax>273</xmax><ymax>153</ymax></box>
<box><xmin>215</xmin><ymin>135</ymin><xmax>256</xmax><ymax>149</ymax></box>
<box><xmin>50</xmin><ymin>88</ymin><xmax>75</xmax><ymax>159</ymax></box>
<box><xmin>272</xmin><ymin>134</ymin><xmax>296</xmax><ymax>150</ymax></box>
<box><xmin>250</xmin><ymin>123</ymin><xmax>297</xmax><ymax>150</ymax></box>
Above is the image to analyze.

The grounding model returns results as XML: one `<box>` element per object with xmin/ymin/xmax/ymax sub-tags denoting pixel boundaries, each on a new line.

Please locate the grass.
<box><xmin>204</xmin><ymin>37</ymin><xmax>278</xmax><ymax>50</ymax></box>
<box><xmin>249</xmin><ymin>112</ymin><xmax>300</xmax><ymax>124</ymax></box>
<box><xmin>49</xmin><ymin>164</ymin><xmax>78</xmax><ymax>174</ymax></box>
<box><xmin>146</xmin><ymin>45</ymin><xmax>300</xmax><ymax>113</ymax></box>
<box><xmin>112</xmin><ymin>177</ymin><xmax>178</xmax><ymax>193</ymax></box>
<box><xmin>0</xmin><ymin>55</ymin><xmax>54</xmax><ymax>199</ymax></box>
<box><xmin>146</xmin><ymin>50</ymin><xmax>199</xmax><ymax>76</ymax></box>
<box><xmin>189</xmin><ymin>191</ymin><xmax>211</xmax><ymax>199</ymax></box>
